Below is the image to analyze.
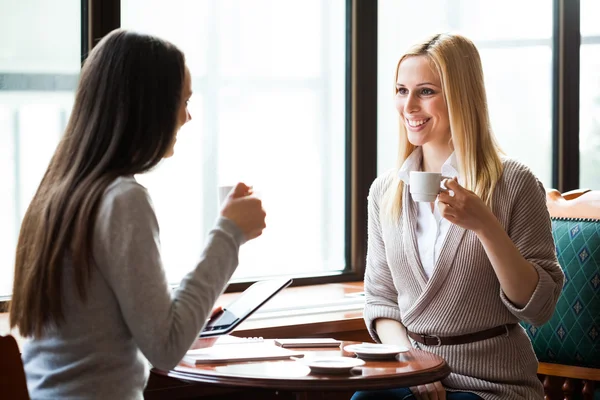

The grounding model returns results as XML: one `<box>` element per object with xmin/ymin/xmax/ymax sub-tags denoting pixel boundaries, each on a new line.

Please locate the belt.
<box><xmin>407</xmin><ymin>324</ymin><xmax>517</xmax><ymax>347</ymax></box>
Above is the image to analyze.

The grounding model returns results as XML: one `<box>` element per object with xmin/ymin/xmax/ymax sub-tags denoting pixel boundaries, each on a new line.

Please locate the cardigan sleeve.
<box><xmin>499</xmin><ymin>164</ymin><xmax>564</xmax><ymax>326</ymax></box>
<box><xmin>363</xmin><ymin>175</ymin><xmax>404</xmax><ymax>342</ymax></box>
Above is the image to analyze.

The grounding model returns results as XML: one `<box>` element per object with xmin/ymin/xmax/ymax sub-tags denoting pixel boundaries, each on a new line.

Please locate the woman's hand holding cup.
<box><xmin>220</xmin><ymin>182</ymin><xmax>266</xmax><ymax>241</ymax></box>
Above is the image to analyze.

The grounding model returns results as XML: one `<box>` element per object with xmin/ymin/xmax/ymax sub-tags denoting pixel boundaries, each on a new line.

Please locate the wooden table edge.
<box><xmin>152</xmin><ymin>356</ymin><xmax>451</xmax><ymax>391</ymax></box>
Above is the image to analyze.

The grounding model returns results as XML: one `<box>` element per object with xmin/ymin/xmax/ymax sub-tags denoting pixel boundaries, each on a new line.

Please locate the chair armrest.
<box><xmin>546</xmin><ymin>189</ymin><xmax>600</xmax><ymax>219</ymax></box>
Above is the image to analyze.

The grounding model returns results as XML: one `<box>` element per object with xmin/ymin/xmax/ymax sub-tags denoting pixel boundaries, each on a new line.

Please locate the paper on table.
<box><xmin>214</xmin><ymin>335</ymin><xmax>264</xmax><ymax>345</ymax></box>
<box><xmin>182</xmin><ymin>342</ymin><xmax>304</xmax><ymax>365</ymax></box>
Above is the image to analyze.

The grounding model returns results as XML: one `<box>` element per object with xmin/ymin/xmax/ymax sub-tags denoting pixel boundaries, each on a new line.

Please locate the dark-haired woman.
<box><xmin>9</xmin><ymin>29</ymin><xmax>266</xmax><ymax>400</ymax></box>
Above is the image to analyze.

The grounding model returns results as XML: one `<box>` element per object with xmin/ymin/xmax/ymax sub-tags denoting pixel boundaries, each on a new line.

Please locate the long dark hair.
<box><xmin>10</xmin><ymin>29</ymin><xmax>186</xmax><ymax>337</ymax></box>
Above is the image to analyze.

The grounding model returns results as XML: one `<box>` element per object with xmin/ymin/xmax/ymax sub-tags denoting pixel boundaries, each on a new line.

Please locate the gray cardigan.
<box><xmin>22</xmin><ymin>176</ymin><xmax>244</xmax><ymax>399</ymax></box>
<box><xmin>364</xmin><ymin>159</ymin><xmax>564</xmax><ymax>400</ymax></box>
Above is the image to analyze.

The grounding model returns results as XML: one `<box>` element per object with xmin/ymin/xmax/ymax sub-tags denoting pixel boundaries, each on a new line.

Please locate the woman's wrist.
<box><xmin>474</xmin><ymin>209</ymin><xmax>503</xmax><ymax>240</ymax></box>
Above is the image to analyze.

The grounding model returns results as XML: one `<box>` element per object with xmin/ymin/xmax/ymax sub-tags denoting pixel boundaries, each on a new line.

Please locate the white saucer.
<box><xmin>299</xmin><ymin>357</ymin><xmax>365</xmax><ymax>374</ymax></box>
<box><xmin>344</xmin><ymin>343</ymin><xmax>409</xmax><ymax>360</ymax></box>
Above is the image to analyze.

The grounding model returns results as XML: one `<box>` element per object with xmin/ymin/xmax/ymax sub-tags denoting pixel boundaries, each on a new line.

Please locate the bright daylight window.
<box><xmin>377</xmin><ymin>0</ymin><xmax>553</xmax><ymax>188</ymax></box>
<box><xmin>121</xmin><ymin>0</ymin><xmax>347</xmax><ymax>285</ymax></box>
<box><xmin>579</xmin><ymin>0</ymin><xmax>600</xmax><ymax>189</ymax></box>
<box><xmin>0</xmin><ymin>0</ymin><xmax>347</xmax><ymax>297</ymax></box>
<box><xmin>0</xmin><ymin>0</ymin><xmax>80</xmax><ymax>296</ymax></box>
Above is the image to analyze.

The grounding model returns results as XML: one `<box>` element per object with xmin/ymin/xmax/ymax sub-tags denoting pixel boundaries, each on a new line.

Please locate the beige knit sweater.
<box><xmin>364</xmin><ymin>158</ymin><xmax>564</xmax><ymax>400</ymax></box>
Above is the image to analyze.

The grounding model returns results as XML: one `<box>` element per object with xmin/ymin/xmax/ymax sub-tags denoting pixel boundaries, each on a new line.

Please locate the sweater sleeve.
<box><xmin>499</xmin><ymin>166</ymin><xmax>564</xmax><ymax>326</ymax></box>
<box><xmin>363</xmin><ymin>175</ymin><xmax>404</xmax><ymax>342</ymax></box>
<box><xmin>93</xmin><ymin>180</ymin><xmax>244</xmax><ymax>370</ymax></box>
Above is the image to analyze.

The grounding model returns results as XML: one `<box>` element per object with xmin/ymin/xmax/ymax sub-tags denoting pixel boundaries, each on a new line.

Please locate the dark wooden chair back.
<box><xmin>0</xmin><ymin>334</ymin><xmax>30</xmax><ymax>400</ymax></box>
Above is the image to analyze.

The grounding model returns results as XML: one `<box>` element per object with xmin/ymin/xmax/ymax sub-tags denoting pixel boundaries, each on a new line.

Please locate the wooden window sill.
<box><xmin>216</xmin><ymin>281</ymin><xmax>367</xmax><ymax>339</ymax></box>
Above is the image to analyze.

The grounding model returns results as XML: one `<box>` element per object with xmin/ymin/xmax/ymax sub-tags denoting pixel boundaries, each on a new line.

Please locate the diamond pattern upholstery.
<box><xmin>521</xmin><ymin>218</ymin><xmax>600</xmax><ymax>368</ymax></box>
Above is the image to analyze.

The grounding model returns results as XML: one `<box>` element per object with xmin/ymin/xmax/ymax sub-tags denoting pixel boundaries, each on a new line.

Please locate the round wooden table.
<box><xmin>153</xmin><ymin>341</ymin><xmax>450</xmax><ymax>393</ymax></box>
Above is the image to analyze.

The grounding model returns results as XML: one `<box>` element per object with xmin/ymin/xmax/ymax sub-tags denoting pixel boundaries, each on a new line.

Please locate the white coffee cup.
<box><xmin>219</xmin><ymin>183</ymin><xmax>263</xmax><ymax>206</ymax></box>
<box><xmin>409</xmin><ymin>171</ymin><xmax>449</xmax><ymax>202</ymax></box>
<box><xmin>218</xmin><ymin>185</ymin><xmax>234</xmax><ymax>205</ymax></box>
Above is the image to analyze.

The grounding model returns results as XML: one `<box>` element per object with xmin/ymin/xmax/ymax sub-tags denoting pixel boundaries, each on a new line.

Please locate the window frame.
<box><xmin>553</xmin><ymin>0</ymin><xmax>580</xmax><ymax>191</ymax></box>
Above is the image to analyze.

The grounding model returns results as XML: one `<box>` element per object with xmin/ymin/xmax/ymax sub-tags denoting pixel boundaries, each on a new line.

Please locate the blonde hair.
<box><xmin>383</xmin><ymin>33</ymin><xmax>503</xmax><ymax>221</ymax></box>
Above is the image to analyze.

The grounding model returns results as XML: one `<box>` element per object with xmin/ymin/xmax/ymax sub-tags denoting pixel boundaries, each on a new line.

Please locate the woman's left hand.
<box><xmin>437</xmin><ymin>177</ymin><xmax>495</xmax><ymax>234</ymax></box>
<box><xmin>189</xmin><ymin>306</ymin><xmax>224</xmax><ymax>350</ymax></box>
<box><xmin>409</xmin><ymin>381</ymin><xmax>446</xmax><ymax>400</ymax></box>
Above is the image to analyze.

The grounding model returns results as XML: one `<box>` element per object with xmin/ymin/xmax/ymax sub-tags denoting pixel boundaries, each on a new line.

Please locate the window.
<box><xmin>377</xmin><ymin>0</ymin><xmax>553</xmax><ymax>188</ymax></box>
<box><xmin>579</xmin><ymin>0</ymin><xmax>600</xmax><ymax>189</ymax></box>
<box><xmin>2</xmin><ymin>0</ymin><xmax>593</xmax><ymax>299</ymax></box>
<box><xmin>0</xmin><ymin>0</ymin><xmax>80</xmax><ymax>296</ymax></box>
<box><xmin>121</xmin><ymin>0</ymin><xmax>348</xmax><ymax>285</ymax></box>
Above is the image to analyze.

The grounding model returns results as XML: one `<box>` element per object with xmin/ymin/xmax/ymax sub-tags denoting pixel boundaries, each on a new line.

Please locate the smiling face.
<box><xmin>395</xmin><ymin>55</ymin><xmax>451</xmax><ymax>150</ymax></box>
<box><xmin>164</xmin><ymin>65</ymin><xmax>193</xmax><ymax>158</ymax></box>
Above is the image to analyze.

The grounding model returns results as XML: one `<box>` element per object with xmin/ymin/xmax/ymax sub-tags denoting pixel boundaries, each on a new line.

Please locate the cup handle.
<box><xmin>440</xmin><ymin>176</ymin><xmax>454</xmax><ymax>190</ymax></box>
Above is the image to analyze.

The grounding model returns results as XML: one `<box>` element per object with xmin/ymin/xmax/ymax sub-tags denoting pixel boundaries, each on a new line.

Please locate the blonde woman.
<box><xmin>353</xmin><ymin>34</ymin><xmax>564</xmax><ymax>400</ymax></box>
